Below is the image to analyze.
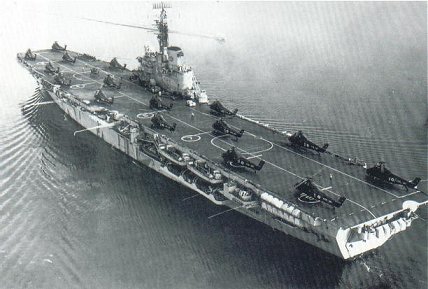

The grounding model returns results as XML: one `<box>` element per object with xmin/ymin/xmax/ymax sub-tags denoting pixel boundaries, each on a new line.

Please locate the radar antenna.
<box><xmin>153</xmin><ymin>2</ymin><xmax>171</xmax><ymax>54</ymax></box>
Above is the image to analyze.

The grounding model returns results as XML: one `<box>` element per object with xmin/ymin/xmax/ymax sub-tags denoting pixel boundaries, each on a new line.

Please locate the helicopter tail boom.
<box><xmin>257</xmin><ymin>160</ymin><xmax>266</xmax><ymax>171</ymax></box>
<box><xmin>336</xmin><ymin>196</ymin><xmax>347</xmax><ymax>207</ymax></box>
<box><xmin>410</xmin><ymin>177</ymin><xmax>421</xmax><ymax>188</ymax></box>
<box><xmin>321</xmin><ymin>143</ymin><xmax>329</xmax><ymax>152</ymax></box>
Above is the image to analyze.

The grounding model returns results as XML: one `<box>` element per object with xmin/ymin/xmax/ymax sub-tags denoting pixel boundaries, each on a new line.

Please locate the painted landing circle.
<box><xmin>181</xmin><ymin>135</ymin><xmax>201</xmax><ymax>142</ymax></box>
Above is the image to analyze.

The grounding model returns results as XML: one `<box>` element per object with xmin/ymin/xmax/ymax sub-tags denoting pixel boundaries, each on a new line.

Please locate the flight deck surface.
<box><xmin>26</xmin><ymin>49</ymin><xmax>428</xmax><ymax>229</ymax></box>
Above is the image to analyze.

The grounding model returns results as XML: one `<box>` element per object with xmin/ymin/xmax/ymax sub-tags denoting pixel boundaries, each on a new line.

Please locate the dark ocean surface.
<box><xmin>0</xmin><ymin>1</ymin><xmax>427</xmax><ymax>289</ymax></box>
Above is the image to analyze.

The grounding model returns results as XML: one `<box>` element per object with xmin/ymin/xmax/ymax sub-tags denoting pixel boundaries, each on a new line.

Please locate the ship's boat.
<box><xmin>139</xmin><ymin>141</ymin><xmax>160</xmax><ymax>161</ymax></box>
<box><xmin>136</xmin><ymin>134</ymin><xmax>161</xmax><ymax>161</ymax></box>
<box><xmin>238</xmin><ymin>189</ymin><xmax>253</xmax><ymax>201</ymax></box>
<box><xmin>157</xmin><ymin>143</ymin><xmax>190</xmax><ymax>167</ymax></box>
<box><xmin>187</xmin><ymin>159</ymin><xmax>223</xmax><ymax>184</ymax></box>
<box><xmin>225</xmin><ymin>182</ymin><xmax>254</xmax><ymax>201</ymax></box>
<box><xmin>86</xmin><ymin>105</ymin><xmax>110</xmax><ymax>116</ymax></box>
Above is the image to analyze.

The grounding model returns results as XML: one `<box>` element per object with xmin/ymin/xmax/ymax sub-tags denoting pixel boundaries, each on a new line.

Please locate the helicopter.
<box><xmin>149</xmin><ymin>94</ymin><xmax>173</xmax><ymax>110</ymax></box>
<box><xmin>294</xmin><ymin>178</ymin><xmax>346</xmax><ymax>208</ymax></box>
<box><xmin>53</xmin><ymin>72</ymin><xmax>71</xmax><ymax>87</ymax></box>
<box><xmin>288</xmin><ymin>131</ymin><xmax>328</xmax><ymax>154</ymax></box>
<box><xmin>44</xmin><ymin>61</ymin><xmax>59</xmax><ymax>74</ymax></box>
<box><xmin>212</xmin><ymin>119</ymin><xmax>244</xmax><ymax>138</ymax></box>
<box><xmin>90</xmin><ymin>67</ymin><xmax>100</xmax><ymax>75</ymax></box>
<box><xmin>77</xmin><ymin>53</ymin><xmax>97</xmax><ymax>62</ymax></box>
<box><xmin>366</xmin><ymin>162</ymin><xmax>421</xmax><ymax>190</ymax></box>
<box><xmin>222</xmin><ymin>147</ymin><xmax>265</xmax><ymax>172</ymax></box>
<box><xmin>52</xmin><ymin>41</ymin><xmax>67</xmax><ymax>51</ymax></box>
<box><xmin>209</xmin><ymin>100</ymin><xmax>238</xmax><ymax>117</ymax></box>
<box><xmin>94</xmin><ymin>89</ymin><xmax>114</xmax><ymax>105</ymax></box>
<box><xmin>24</xmin><ymin>49</ymin><xmax>36</xmax><ymax>60</ymax></box>
<box><xmin>109</xmin><ymin>57</ymin><xmax>127</xmax><ymax>70</ymax></box>
<box><xmin>151</xmin><ymin>113</ymin><xmax>176</xmax><ymax>131</ymax></box>
<box><xmin>62</xmin><ymin>51</ymin><xmax>77</xmax><ymax>63</ymax></box>
<box><xmin>103</xmin><ymin>74</ymin><xmax>122</xmax><ymax>89</ymax></box>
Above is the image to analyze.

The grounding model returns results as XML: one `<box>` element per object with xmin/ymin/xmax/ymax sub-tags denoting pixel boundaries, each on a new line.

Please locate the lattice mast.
<box><xmin>153</xmin><ymin>2</ymin><xmax>171</xmax><ymax>55</ymax></box>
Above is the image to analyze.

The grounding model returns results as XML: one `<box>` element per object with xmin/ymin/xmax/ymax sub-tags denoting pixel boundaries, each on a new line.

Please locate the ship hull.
<box><xmin>43</xmin><ymin>87</ymin><xmax>345</xmax><ymax>257</ymax></box>
<box><xmin>17</xmin><ymin>49</ymin><xmax>428</xmax><ymax>260</ymax></box>
<box><xmin>42</xmin><ymin>89</ymin><xmax>226</xmax><ymax>207</ymax></box>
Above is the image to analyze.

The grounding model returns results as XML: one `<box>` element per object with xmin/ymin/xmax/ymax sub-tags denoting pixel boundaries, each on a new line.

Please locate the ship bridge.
<box><xmin>167</xmin><ymin>46</ymin><xmax>184</xmax><ymax>67</ymax></box>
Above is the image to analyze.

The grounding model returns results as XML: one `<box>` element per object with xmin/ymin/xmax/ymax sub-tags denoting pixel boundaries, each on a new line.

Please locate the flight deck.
<box><xmin>27</xmin><ymin>49</ymin><xmax>427</xmax><ymax>228</ymax></box>
<box><xmin>17</xmin><ymin>46</ymin><xmax>428</xmax><ymax>259</ymax></box>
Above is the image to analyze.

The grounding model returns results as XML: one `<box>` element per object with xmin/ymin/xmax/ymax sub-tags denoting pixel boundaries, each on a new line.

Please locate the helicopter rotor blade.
<box><xmin>169</xmin><ymin>29</ymin><xmax>225</xmax><ymax>42</ymax></box>
<box><xmin>79</xmin><ymin>17</ymin><xmax>157</xmax><ymax>32</ymax></box>
<box><xmin>79</xmin><ymin>16</ymin><xmax>225</xmax><ymax>43</ymax></box>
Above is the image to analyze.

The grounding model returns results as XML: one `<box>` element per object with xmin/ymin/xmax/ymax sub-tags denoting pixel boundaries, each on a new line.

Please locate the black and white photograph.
<box><xmin>1</xmin><ymin>1</ymin><xmax>427</xmax><ymax>288</ymax></box>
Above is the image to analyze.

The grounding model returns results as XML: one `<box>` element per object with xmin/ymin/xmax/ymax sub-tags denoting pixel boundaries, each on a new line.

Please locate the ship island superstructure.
<box><xmin>135</xmin><ymin>6</ymin><xmax>208</xmax><ymax>103</ymax></box>
<box><xmin>16</xmin><ymin>6</ymin><xmax>428</xmax><ymax>260</ymax></box>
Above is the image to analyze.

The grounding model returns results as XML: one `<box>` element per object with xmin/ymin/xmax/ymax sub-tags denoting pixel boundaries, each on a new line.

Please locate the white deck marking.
<box><xmin>210</xmin><ymin>136</ymin><xmax>226</xmax><ymax>151</ymax></box>
<box><xmin>322</xmin><ymin>187</ymin><xmax>376</xmax><ymax>218</ymax></box>
<box><xmin>72</xmin><ymin>72</ymin><xmax>91</xmax><ymax>81</ymax></box>
<box><xmin>38</xmin><ymin>53</ymin><xmax>383</xmax><ymax>218</ymax></box>
<box><xmin>181</xmin><ymin>135</ymin><xmax>201</xmax><ymax>142</ymax></box>
<box><xmin>194</xmin><ymin>131</ymin><xmax>212</xmax><ymax>136</ymax></box>
<box><xmin>70</xmin><ymin>82</ymin><xmax>96</xmax><ymax>89</ymax></box>
<box><xmin>137</xmin><ymin>112</ymin><xmax>154</xmax><ymax>119</ymax></box>
<box><xmin>241</xmin><ymin>137</ymin><xmax>274</xmax><ymax>156</ymax></box>
<box><xmin>246</xmin><ymin>155</ymin><xmax>262</xmax><ymax>160</ymax></box>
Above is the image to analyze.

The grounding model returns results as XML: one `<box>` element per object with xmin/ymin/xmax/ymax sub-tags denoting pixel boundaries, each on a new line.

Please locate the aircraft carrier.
<box><xmin>16</xmin><ymin>6</ymin><xmax>428</xmax><ymax>260</ymax></box>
